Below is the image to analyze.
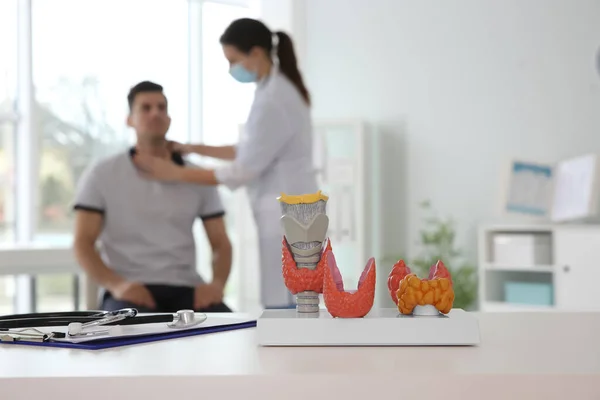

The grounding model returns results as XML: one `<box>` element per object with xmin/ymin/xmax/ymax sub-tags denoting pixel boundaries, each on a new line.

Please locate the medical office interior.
<box><xmin>1</xmin><ymin>0</ymin><xmax>600</xmax><ymax>317</ymax></box>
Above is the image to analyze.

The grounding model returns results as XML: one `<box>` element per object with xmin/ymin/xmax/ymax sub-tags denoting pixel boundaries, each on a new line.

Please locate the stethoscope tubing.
<box><xmin>0</xmin><ymin>310</ymin><xmax>107</xmax><ymax>320</ymax></box>
<box><xmin>0</xmin><ymin>312</ymin><xmax>174</xmax><ymax>329</ymax></box>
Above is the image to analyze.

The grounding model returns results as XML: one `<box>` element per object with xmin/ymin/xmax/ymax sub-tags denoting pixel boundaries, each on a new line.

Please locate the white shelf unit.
<box><xmin>478</xmin><ymin>223</ymin><xmax>600</xmax><ymax>312</ymax></box>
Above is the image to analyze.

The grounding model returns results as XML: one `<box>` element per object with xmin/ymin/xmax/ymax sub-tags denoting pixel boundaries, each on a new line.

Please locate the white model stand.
<box><xmin>256</xmin><ymin>308</ymin><xmax>480</xmax><ymax>346</ymax></box>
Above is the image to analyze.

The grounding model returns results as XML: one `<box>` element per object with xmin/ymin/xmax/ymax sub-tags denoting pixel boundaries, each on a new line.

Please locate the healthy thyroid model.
<box><xmin>322</xmin><ymin>248</ymin><xmax>376</xmax><ymax>318</ymax></box>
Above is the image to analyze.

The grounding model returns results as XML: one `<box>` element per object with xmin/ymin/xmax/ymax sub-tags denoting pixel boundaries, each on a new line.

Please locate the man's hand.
<box><xmin>110</xmin><ymin>281</ymin><xmax>156</xmax><ymax>309</ymax></box>
<box><xmin>194</xmin><ymin>282</ymin><xmax>224</xmax><ymax>310</ymax></box>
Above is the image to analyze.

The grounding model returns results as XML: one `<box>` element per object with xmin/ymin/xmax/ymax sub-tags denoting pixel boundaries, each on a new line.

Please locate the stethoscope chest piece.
<box><xmin>167</xmin><ymin>310</ymin><xmax>207</xmax><ymax>329</ymax></box>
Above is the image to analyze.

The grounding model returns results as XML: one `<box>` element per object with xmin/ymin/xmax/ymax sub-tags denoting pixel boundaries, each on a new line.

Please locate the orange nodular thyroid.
<box><xmin>428</xmin><ymin>260</ymin><xmax>453</xmax><ymax>286</ymax></box>
<box><xmin>387</xmin><ymin>259</ymin><xmax>412</xmax><ymax>305</ymax></box>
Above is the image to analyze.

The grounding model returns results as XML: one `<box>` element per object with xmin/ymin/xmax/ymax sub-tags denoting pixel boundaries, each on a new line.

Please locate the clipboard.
<box><xmin>0</xmin><ymin>315</ymin><xmax>257</xmax><ymax>350</ymax></box>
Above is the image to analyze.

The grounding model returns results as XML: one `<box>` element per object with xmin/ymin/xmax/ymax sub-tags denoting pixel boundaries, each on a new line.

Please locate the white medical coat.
<box><xmin>215</xmin><ymin>65</ymin><xmax>318</xmax><ymax>308</ymax></box>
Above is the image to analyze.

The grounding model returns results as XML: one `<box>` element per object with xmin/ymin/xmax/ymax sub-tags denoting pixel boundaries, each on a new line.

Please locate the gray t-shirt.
<box><xmin>73</xmin><ymin>148</ymin><xmax>225</xmax><ymax>288</ymax></box>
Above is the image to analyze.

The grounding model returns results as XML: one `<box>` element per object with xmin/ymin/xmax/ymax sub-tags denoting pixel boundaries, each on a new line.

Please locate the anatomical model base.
<box><xmin>256</xmin><ymin>308</ymin><xmax>480</xmax><ymax>346</ymax></box>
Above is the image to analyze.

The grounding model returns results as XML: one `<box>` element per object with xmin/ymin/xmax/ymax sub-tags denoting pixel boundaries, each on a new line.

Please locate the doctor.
<box><xmin>133</xmin><ymin>18</ymin><xmax>318</xmax><ymax>309</ymax></box>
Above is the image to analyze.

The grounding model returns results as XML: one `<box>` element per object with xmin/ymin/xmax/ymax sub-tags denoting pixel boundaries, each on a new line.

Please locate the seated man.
<box><xmin>72</xmin><ymin>81</ymin><xmax>233</xmax><ymax>313</ymax></box>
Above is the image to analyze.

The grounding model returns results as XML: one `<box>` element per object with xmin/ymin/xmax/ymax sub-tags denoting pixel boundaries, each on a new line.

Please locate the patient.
<box><xmin>72</xmin><ymin>81</ymin><xmax>233</xmax><ymax>313</ymax></box>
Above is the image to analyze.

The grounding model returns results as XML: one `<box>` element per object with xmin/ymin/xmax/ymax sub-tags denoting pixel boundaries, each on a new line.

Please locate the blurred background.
<box><xmin>1</xmin><ymin>0</ymin><xmax>600</xmax><ymax>315</ymax></box>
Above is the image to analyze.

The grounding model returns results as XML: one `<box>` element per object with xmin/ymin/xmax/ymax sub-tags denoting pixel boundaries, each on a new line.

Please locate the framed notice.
<box><xmin>502</xmin><ymin>154</ymin><xmax>600</xmax><ymax>222</ymax></box>
<box><xmin>505</xmin><ymin>161</ymin><xmax>554</xmax><ymax>217</ymax></box>
<box><xmin>551</xmin><ymin>154</ymin><xmax>600</xmax><ymax>222</ymax></box>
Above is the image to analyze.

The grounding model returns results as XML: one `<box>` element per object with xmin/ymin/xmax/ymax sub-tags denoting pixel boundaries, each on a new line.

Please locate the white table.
<box><xmin>1</xmin><ymin>312</ymin><xmax>599</xmax><ymax>400</ymax></box>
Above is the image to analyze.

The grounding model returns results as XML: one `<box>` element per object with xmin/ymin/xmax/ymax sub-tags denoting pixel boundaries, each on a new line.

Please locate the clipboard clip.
<box><xmin>0</xmin><ymin>328</ymin><xmax>54</xmax><ymax>343</ymax></box>
<box><xmin>67</xmin><ymin>308</ymin><xmax>136</xmax><ymax>337</ymax></box>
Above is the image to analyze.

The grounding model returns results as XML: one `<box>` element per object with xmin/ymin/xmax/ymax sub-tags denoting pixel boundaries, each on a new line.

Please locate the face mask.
<box><xmin>229</xmin><ymin>63</ymin><xmax>258</xmax><ymax>83</ymax></box>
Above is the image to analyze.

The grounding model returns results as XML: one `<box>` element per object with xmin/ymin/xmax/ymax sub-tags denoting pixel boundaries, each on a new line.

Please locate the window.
<box><xmin>0</xmin><ymin>0</ymin><xmax>17</xmax><ymax>117</ymax></box>
<box><xmin>20</xmin><ymin>0</ymin><xmax>193</xmax><ymax>312</ymax></box>
<box><xmin>0</xmin><ymin>0</ymin><xmax>17</xmax><ymax>242</ymax></box>
<box><xmin>193</xmin><ymin>1</ymin><xmax>257</xmax><ymax>311</ymax></box>
<box><xmin>35</xmin><ymin>273</ymin><xmax>79</xmax><ymax>313</ymax></box>
<box><xmin>0</xmin><ymin>110</ymin><xmax>15</xmax><ymax>307</ymax></box>
<box><xmin>32</xmin><ymin>0</ymin><xmax>191</xmax><ymax>244</ymax></box>
<box><xmin>0</xmin><ymin>276</ymin><xmax>14</xmax><ymax>315</ymax></box>
<box><xmin>0</xmin><ymin>122</ymin><xmax>16</xmax><ymax>244</ymax></box>
<box><xmin>0</xmin><ymin>0</ymin><xmax>18</xmax><ymax>313</ymax></box>
<box><xmin>201</xmin><ymin>2</ymin><xmax>255</xmax><ymax>149</ymax></box>
<box><xmin>1</xmin><ymin>0</ymin><xmax>263</xmax><ymax>314</ymax></box>
<box><xmin>0</xmin><ymin>122</ymin><xmax>16</xmax><ymax>313</ymax></box>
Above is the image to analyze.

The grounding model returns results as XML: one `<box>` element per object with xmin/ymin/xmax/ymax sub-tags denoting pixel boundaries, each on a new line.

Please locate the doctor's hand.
<box><xmin>133</xmin><ymin>153</ymin><xmax>184</xmax><ymax>182</ymax></box>
<box><xmin>167</xmin><ymin>140</ymin><xmax>192</xmax><ymax>155</ymax></box>
<box><xmin>194</xmin><ymin>282</ymin><xmax>224</xmax><ymax>310</ymax></box>
<box><xmin>110</xmin><ymin>281</ymin><xmax>157</xmax><ymax>309</ymax></box>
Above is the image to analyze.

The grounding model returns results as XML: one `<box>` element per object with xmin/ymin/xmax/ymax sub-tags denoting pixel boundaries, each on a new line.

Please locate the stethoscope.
<box><xmin>0</xmin><ymin>308</ymin><xmax>207</xmax><ymax>341</ymax></box>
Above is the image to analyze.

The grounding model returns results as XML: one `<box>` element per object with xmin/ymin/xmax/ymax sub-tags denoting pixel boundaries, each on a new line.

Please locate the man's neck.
<box><xmin>136</xmin><ymin>139</ymin><xmax>170</xmax><ymax>158</ymax></box>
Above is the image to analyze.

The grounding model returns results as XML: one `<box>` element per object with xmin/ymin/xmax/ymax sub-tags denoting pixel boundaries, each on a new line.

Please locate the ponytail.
<box><xmin>275</xmin><ymin>31</ymin><xmax>311</xmax><ymax>106</ymax></box>
<box><xmin>220</xmin><ymin>19</ymin><xmax>311</xmax><ymax>106</ymax></box>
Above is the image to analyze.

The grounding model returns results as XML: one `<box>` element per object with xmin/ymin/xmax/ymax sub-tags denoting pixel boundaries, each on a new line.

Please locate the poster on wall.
<box><xmin>551</xmin><ymin>154</ymin><xmax>600</xmax><ymax>222</ymax></box>
<box><xmin>504</xmin><ymin>161</ymin><xmax>554</xmax><ymax>217</ymax></box>
<box><xmin>502</xmin><ymin>154</ymin><xmax>600</xmax><ymax>222</ymax></box>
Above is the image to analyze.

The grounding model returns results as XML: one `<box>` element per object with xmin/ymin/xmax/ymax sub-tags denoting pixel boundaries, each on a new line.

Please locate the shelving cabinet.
<box><xmin>478</xmin><ymin>224</ymin><xmax>600</xmax><ymax>312</ymax></box>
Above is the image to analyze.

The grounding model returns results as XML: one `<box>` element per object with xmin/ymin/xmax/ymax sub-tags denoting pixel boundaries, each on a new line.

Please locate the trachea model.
<box><xmin>387</xmin><ymin>260</ymin><xmax>454</xmax><ymax>315</ymax></box>
<box><xmin>279</xmin><ymin>191</ymin><xmax>330</xmax><ymax>313</ymax></box>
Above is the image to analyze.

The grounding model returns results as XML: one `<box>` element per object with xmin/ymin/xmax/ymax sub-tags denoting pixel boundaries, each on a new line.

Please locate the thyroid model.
<box><xmin>322</xmin><ymin>249</ymin><xmax>376</xmax><ymax>318</ymax></box>
<box><xmin>279</xmin><ymin>190</ymin><xmax>376</xmax><ymax>317</ymax></box>
<box><xmin>387</xmin><ymin>260</ymin><xmax>454</xmax><ymax>316</ymax></box>
<box><xmin>279</xmin><ymin>191</ymin><xmax>330</xmax><ymax>313</ymax></box>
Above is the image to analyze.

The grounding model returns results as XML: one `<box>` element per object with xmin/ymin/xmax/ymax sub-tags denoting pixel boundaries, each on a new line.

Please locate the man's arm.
<box><xmin>203</xmin><ymin>216</ymin><xmax>232</xmax><ymax>288</ymax></box>
<box><xmin>72</xmin><ymin>210</ymin><xmax>124</xmax><ymax>292</ymax></box>
<box><xmin>73</xmin><ymin>210</ymin><xmax>157</xmax><ymax>309</ymax></box>
<box><xmin>72</xmin><ymin>163</ymin><xmax>123</xmax><ymax>291</ymax></box>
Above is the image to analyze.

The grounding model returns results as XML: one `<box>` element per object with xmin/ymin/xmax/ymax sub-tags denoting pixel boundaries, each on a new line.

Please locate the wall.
<box><xmin>302</xmin><ymin>0</ymin><xmax>600</xmax><ymax>263</ymax></box>
<box><xmin>258</xmin><ymin>0</ymin><xmax>307</xmax><ymax>68</ymax></box>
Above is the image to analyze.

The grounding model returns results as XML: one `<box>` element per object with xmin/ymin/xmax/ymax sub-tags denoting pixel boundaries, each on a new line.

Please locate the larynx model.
<box><xmin>279</xmin><ymin>191</ymin><xmax>330</xmax><ymax>313</ymax></box>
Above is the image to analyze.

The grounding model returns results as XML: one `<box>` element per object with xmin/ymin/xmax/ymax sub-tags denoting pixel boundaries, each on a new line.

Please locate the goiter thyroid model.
<box><xmin>278</xmin><ymin>191</ymin><xmax>455</xmax><ymax>318</ymax></box>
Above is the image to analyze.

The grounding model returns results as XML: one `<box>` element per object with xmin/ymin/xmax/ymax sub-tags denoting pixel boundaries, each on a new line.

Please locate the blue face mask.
<box><xmin>229</xmin><ymin>63</ymin><xmax>258</xmax><ymax>83</ymax></box>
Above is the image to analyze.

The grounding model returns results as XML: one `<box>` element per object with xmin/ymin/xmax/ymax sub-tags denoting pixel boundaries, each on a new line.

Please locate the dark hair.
<box><xmin>127</xmin><ymin>81</ymin><xmax>166</xmax><ymax>111</ymax></box>
<box><xmin>220</xmin><ymin>18</ymin><xmax>310</xmax><ymax>106</ymax></box>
